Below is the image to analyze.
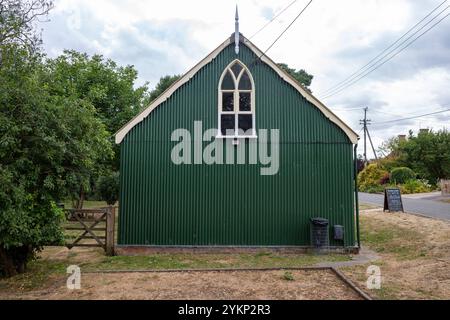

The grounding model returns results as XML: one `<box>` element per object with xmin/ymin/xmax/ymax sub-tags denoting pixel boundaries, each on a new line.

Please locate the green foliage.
<box><xmin>1</xmin><ymin>1</ymin><xmax>151</xmax><ymax>277</ymax></box>
<box><xmin>45</xmin><ymin>51</ymin><xmax>149</xmax><ymax>133</ymax></box>
<box><xmin>148</xmin><ymin>75</ymin><xmax>181</xmax><ymax>103</ymax></box>
<box><xmin>399</xmin><ymin>179</ymin><xmax>433</xmax><ymax>195</ymax></box>
<box><xmin>358</xmin><ymin>164</ymin><xmax>388</xmax><ymax>192</ymax></box>
<box><xmin>363</xmin><ymin>185</ymin><xmax>386</xmax><ymax>194</ymax></box>
<box><xmin>44</xmin><ymin>50</ymin><xmax>150</xmax><ymax>171</ymax></box>
<box><xmin>97</xmin><ymin>172</ymin><xmax>120</xmax><ymax>205</ymax></box>
<box><xmin>88</xmin><ymin>253</ymin><xmax>349</xmax><ymax>272</ymax></box>
<box><xmin>376</xmin><ymin>157</ymin><xmax>401</xmax><ymax>173</ymax></box>
<box><xmin>377</xmin><ymin>137</ymin><xmax>401</xmax><ymax>159</ymax></box>
<box><xmin>390</xmin><ymin>167</ymin><xmax>416</xmax><ymax>184</ymax></box>
<box><xmin>393</xmin><ymin>130</ymin><xmax>450</xmax><ymax>184</ymax></box>
<box><xmin>0</xmin><ymin>45</ymin><xmax>112</xmax><ymax>276</ymax></box>
<box><xmin>277</xmin><ymin>63</ymin><xmax>314</xmax><ymax>90</ymax></box>
<box><xmin>282</xmin><ymin>271</ymin><xmax>295</xmax><ymax>281</ymax></box>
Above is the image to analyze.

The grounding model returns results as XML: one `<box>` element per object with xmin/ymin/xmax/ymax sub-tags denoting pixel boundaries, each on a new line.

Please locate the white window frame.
<box><xmin>217</xmin><ymin>59</ymin><xmax>257</xmax><ymax>139</ymax></box>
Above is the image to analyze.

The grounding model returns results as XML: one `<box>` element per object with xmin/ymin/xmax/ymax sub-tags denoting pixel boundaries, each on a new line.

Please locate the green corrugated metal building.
<box><xmin>115</xmin><ymin>33</ymin><xmax>360</xmax><ymax>249</ymax></box>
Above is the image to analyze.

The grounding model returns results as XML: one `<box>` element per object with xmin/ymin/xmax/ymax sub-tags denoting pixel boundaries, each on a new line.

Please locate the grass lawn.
<box><xmin>342</xmin><ymin>210</ymin><xmax>450</xmax><ymax>300</ymax></box>
<box><xmin>63</xmin><ymin>200</ymin><xmax>112</xmax><ymax>209</ymax></box>
<box><xmin>359</xmin><ymin>203</ymin><xmax>380</xmax><ymax>210</ymax></box>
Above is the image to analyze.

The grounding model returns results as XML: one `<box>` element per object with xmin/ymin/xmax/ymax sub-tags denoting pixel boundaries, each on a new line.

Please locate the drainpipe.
<box><xmin>354</xmin><ymin>144</ymin><xmax>361</xmax><ymax>249</ymax></box>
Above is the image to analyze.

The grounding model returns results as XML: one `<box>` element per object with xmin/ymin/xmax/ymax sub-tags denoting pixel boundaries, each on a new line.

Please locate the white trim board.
<box><xmin>115</xmin><ymin>35</ymin><xmax>359</xmax><ymax>144</ymax></box>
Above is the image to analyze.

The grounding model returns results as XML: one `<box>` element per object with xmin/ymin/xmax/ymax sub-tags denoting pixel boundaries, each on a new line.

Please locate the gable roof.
<box><xmin>115</xmin><ymin>35</ymin><xmax>359</xmax><ymax>144</ymax></box>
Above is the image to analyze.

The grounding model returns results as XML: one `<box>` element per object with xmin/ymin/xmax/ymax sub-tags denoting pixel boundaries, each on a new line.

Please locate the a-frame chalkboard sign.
<box><xmin>383</xmin><ymin>188</ymin><xmax>404</xmax><ymax>212</ymax></box>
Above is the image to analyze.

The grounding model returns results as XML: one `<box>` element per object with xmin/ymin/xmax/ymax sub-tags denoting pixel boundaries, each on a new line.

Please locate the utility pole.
<box><xmin>359</xmin><ymin>107</ymin><xmax>378</xmax><ymax>167</ymax></box>
<box><xmin>360</xmin><ymin>108</ymin><xmax>369</xmax><ymax>166</ymax></box>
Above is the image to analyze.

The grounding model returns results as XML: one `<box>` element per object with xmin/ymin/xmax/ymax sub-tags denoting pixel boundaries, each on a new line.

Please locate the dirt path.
<box><xmin>0</xmin><ymin>269</ymin><xmax>362</xmax><ymax>300</ymax></box>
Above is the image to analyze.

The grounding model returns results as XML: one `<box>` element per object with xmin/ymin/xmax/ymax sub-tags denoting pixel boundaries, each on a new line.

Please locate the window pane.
<box><xmin>221</xmin><ymin>71</ymin><xmax>235</xmax><ymax>90</ymax></box>
<box><xmin>238</xmin><ymin>115</ymin><xmax>253</xmax><ymax>133</ymax></box>
<box><xmin>231</xmin><ymin>63</ymin><xmax>243</xmax><ymax>78</ymax></box>
<box><xmin>238</xmin><ymin>71</ymin><xmax>252</xmax><ymax>90</ymax></box>
<box><xmin>222</xmin><ymin>92</ymin><xmax>234</xmax><ymax>111</ymax></box>
<box><xmin>221</xmin><ymin>115</ymin><xmax>235</xmax><ymax>136</ymax></box>
<box><xmin>239</xmin><ymin>92</ymin><xmax>251</xmax><ymax>111</ymax></box>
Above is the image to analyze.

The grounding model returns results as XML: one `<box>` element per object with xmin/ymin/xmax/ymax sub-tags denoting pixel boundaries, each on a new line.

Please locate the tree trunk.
<box><xmin>0</xmin><ymin>245</ymin><xmax>32</xmax><ymax>278</ymax></box>
<box><xmin>74</xmin><ymin>186</ymin><xmax>85</xmax><ymax>209</ymax></box>
<box><xmin>0</xmin><ymin>247</ymin><xmax>18</xmax><ymax>278</ymax></box>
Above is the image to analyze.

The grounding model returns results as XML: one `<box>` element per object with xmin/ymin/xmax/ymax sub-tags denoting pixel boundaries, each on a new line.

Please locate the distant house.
<box><xmin>115</xmin><ymin>19</ymin><xmax>360</xmax><ymax>249</ymax></box>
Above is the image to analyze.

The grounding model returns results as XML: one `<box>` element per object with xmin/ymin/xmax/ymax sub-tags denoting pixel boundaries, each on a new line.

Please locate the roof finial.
<box><xmin>235</xmin><ymin>5</ymin><xmax>239</xmax><ymax>55</ymax></box>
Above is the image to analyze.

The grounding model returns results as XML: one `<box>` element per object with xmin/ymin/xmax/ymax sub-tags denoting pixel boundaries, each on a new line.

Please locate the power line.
<box><xmin>320</xmin><ymin>0</ymin><xmax>449</xmax><ymax>96</ymax></box>
<box><xmin>259</xmin><ymin>0</ymin><xmax>314</xmax><ymax>58</ymax></box>
<box><xmin>331</xmin><ymin>107</ymin><xmax>365</xmax><ymax>111</ymax></box>
<box><xmin>250</xmin><ymin>0</ymin><xmax>299</xmax><ymax>39</ymax></box>
<box><xmin>322</xmin><ymin>7</ymin><xmax>450</xmax><ymax>99</ymax></box>
<box><xmin>370</xmin><ymin>108</ymin><xmax>443</xmax><ymax>120</ymax></box>
<box><xmin>373</xmin><ymin>108</ymin><xmax>450</xmax><ymax>125</ymax></box>
<box><xmin>321</xmin><ymin>10</ymin><xmax>450</xmax><ymax>99</ymax></box>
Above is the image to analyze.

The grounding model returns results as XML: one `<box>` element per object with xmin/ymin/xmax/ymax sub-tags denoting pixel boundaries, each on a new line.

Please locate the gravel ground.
<box><xmin>0</xmin><ymin>269</ymin><xmax>362</xmax><ymax>300</ymax></box>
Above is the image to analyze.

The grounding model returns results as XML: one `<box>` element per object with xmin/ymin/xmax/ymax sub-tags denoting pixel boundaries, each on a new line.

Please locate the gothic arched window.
<box><xmin>218</xmin><ymin>60</ymin><xmax>256</xmax><ymax>138</ymax></box>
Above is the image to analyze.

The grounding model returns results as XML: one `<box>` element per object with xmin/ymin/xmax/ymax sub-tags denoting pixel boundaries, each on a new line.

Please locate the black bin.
<box><xmin>310</xmin><ymin>218</ymin><xmax>330</xmax><ymax>248</ymax></box>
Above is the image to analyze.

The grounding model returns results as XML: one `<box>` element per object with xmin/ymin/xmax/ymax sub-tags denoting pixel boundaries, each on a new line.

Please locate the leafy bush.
<box><xmin>364</xmin><ymin>185</ymin><xmax>385</xmax><ymax>194</ymax></box>
<box><xmin>358</xmin><ymin>164</ymin><xmax>389</xmax><ymax>193</ymax></box>
<box><xmin>376</xmin><ymin>157</ymin><xmax>401</xmax><ymax>173</ymax></box>
<box><xmin>390</xmin><ymin>167</ymin><xmax>416</xmax><ymax>184</ymax></box>
<box><xmin>399</xmin><ymin>179</ymin><xmax>433</xmax><ymax>194</ymax></box>
<box><xmin>97</xmin><ymin>172</ymin><xmax>120</xmax><ymax>206</ymax></box>
<box><xmin>0</xmin><ymin>198</ymin><xmax>65</xmax><ymax>277</ymax></box>
<box><xmin>379</xmin><ymin>172</ymin><xmax>390</xmax><ymax>185</ymax></box>
<box><xmin>0</xmin><ymin>46</ymin><xmax>108</xmax><ymax>277</ymax></box>
<box><xmin>393</xmin><ymin>130</ymin><xmax>450</xmax><ymax>183</ymax></box>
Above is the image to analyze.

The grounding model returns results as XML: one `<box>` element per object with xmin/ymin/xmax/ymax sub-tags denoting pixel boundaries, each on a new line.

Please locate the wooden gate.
<box><xmin>65</xmin><ymin>207</ymin><xmax>115</xmax><ymax>255</ymax></box>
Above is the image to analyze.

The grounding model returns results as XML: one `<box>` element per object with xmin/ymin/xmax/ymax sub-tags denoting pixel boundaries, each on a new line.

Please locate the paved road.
<box><xmin>359</xmin><ymin>192</ymin><xmax>450</xmax><ymax>221</ymax></box>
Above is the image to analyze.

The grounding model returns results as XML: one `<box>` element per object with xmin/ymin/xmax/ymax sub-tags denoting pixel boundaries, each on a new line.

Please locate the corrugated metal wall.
<box><xmin>119</xmin><ymin>41</ymin><xmax>356</xmax><ymax>247</ymax></box>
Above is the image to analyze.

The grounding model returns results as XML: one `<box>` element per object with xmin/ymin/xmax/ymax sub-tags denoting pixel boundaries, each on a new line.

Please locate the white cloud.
<box><xmin>42</xmin><ymin>0</ymin><xmax>450</xmax><ymax>155</ymax></box>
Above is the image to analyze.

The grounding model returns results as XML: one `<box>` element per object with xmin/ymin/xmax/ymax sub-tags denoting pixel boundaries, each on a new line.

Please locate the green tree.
<box><xmin>97</xmin><ymin>172</ymin><xmax>120</xmax><ymax>206</ymax></box>
<box><xmin>377</xmin><ymin>136</ymin><xmax>406</xmax><ymax>161</ymax></box>
<box><xmin>0</xmin><ymin>67</ymin><xmax>65</xmax><ymax>275</ymax></box>
<box><xmin>0</xmin><ymin>1</ymin><xmax>115</xmax><ymax>277</ymax></box>
<box><xmin>44</xmin><ymin>51</ymin><xmax>150</xmax><ymax>171</ymax></box>
<box><xmin>0</xmin><ymin>45</ymin><xmax>112</xmax><ymax>276</ymax></box>
<box><xmin>148</xmin><ymin>74</ymin><xmax>181</xmax><ymax>103</ymax></box>
<box><xmin>394</xmin><ymin>130</ymin><xmax>450</xmax><ymax>184</ymax></box>
<box><xmin>277</xmin><ymin>63</ymin><xmax>314</xmax><ymax>91</ymax></box>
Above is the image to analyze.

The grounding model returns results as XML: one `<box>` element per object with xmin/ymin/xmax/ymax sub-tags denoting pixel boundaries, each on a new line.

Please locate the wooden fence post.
<box><xmin>106</xmin><ymin>206</ymin><xmax>115</xmax><ymax>256</ymax></box>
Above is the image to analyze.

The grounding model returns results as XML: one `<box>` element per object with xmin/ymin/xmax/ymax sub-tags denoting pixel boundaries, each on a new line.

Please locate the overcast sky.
<box><xmin>41</xmin><ymin>0</ymin><xmax>450</xmax><ymax>156</ymax></box>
